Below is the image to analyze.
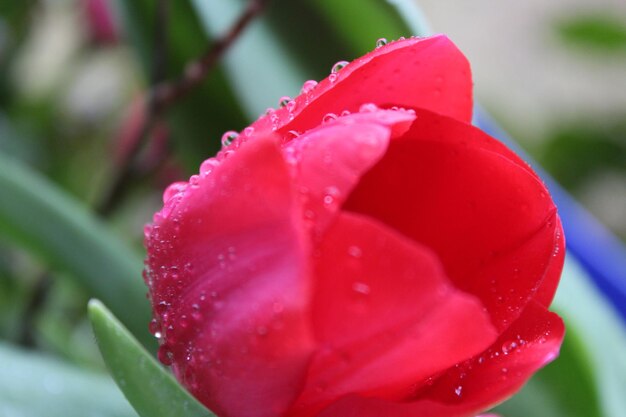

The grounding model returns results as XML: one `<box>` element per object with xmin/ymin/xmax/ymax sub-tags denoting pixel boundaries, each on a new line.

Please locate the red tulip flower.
<box><xmin>144</xmin><ymin>35</ymin><xmax>565</xmax><ymax>417</ymax></box>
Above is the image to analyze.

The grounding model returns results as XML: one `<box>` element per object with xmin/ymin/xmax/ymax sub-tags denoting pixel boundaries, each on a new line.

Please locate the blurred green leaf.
<box><xmin>556</xmin><ymin>14</ymin><xmax>626</xmax><ymax>51</ymax></box>
<box><xmin>538</xmin><ymin>121</ymin><xmax>626</xmax><ymax>191</ymax></box>
<box><xmin>0</xmin><ymin>152</ymin><xmax>152</xmax><ymax>346</ymax></box>
<box><xmin>312</xmin><ymin>0</ymin><xmax>429</xmax><ymax>56</ymax></box>
<box><xmin>89</xmin><ymin>300</ymin><xmax>215</xmax><ymax>417</ymax></box>
<box><xmin>0</xmin><ymin>342</ymin><xmax>137</xmax><ymax>417</ymax></box>
<box><xmin>554</xmin><ymin>257</ymin><xmax>626</xmax><ymax>417</ymax></box>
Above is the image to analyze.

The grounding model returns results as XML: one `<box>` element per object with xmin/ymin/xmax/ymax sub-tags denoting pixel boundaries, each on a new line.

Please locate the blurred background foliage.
<box><xmin>0</xmin><ymin>1</ymin><xmax>624</xmax><ymax>417</ymax></box>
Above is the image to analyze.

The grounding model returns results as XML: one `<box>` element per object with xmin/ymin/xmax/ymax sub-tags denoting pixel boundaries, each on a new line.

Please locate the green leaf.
<box><xmin>494</xmin><ymin>256</ymin><xmax>626</xmax><ymax>417</ymax></box>
<box><xmin>0</xmin><ymin>152</ymin><xmax>152</xmax><ymax>346</ymax></box>
<box><xmin>311</xmin><ymin>0</ymin><xmax>430</xmax><ymax>56</ymax></box>
<box><xmin>89</xmin><ymin>300</ymin><xmax>216</xmax><ymax>417</ymax></box>
<box><xmin>553</xmin><ymin>257</ymin><xmax>626</xmax><ymax>417</ymax></box>
<box><xmin>0</xmin><ymin>342</ymin><xmax>137</xmax><ymax>417</ymax></box>
<box><xmin>555</xmin><ymin>14</ymin><xmax>626</xmax><ymax>52</ymax></box>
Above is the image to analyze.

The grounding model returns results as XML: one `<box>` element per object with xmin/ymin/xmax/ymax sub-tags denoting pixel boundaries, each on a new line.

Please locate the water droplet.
<box><xmin>279</xmin><ymin>96</ymin><xmax>292</xmax><ymax>108</ymax></box>
<box><xmin>286</xmin><ymin>130</ymin><xmax>300</xmax><ymax>140</ymax></box>
<box><xmin>323</xmin><ymin>113</ymin><xmax>337</xmax><ymax>124</ymax></box>
<box><xmin>331</xmin><ymin>60</ymin><xmax>349</xmax><ymax>73</ymax></box>
<box><xmin>158</xmin><ymin>345</ymin><xmax>173</xmax><ymax>365</ymax></box>
<box><xmin>162</xmin><ymin>182</ymin><xmax>187</xmax><ymax>203</ymax></box>
<box><xmin>352</xmin><ymin>282</ymin><xmax>371</xmax><ymax>295</ymax></box>
<box><xmin>376</xmin><ymin>38</ymin><xmax>388</xmax><ymax>48</ymax></box>
<box><xmin>155</xmin><ymin>300</ymin><xmax>169</xmax><ymax>314</ymax></box>
<box><xmin>501</xmin><ymin>340</ymin><xmax>518</xmax><ymax>355</ymax></box>
<box><xmin>221</xmin><ymin>131</ymin><xmax>238</xmax><ymax>147</ymax></box>
<box><xmin>359</xmin><ymin>103</ymin><xmax>379</xmax><ymax>113</ymax></box>
<box><xmin>348</xmin><ymin>246</ymin><xmax>362</xmax><ymax>258</ymax></box>
<box><xmin>300</xmin><ymin>79</ymin><xmax>318</xmax><ymax>94</ymax></box>
<box><xmin>200</xmin><ymin>158</ymin><xmax>219</xmax><ymax>176</ymax></box>
<box><xmin>243</xmin><ymin>126</ymin><xmax>255</xmax><ymax>137</ymax></box>
<box><xmin>340</xmin><ymin>110</ymin><xmax>351</xmax><ymax>117</ymax></box>
<box><xmin>323</xmin><ymin>186</ymin><xmax>340</xmax><ymax>208</ymax></box>
<box><xmin>149</xmin><ymin>318</ymin><xmax>160</xmax><ymax>336</ymax></box>
<box><xmin>329</xmin><ymin>73</ymin><xmax>338</xmax><ymax>83</ymax></box>
<box><xmin>454</xmin><ymin>385</ymin><xmax>463</xmax><ymax>397</ymax></box>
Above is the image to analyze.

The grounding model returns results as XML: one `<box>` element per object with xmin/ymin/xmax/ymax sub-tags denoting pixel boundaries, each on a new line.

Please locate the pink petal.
<box><xmin>316</xmin><ymin>301</ymin><xmax>564</xmax><ymax>417</ymax></box>
<box><xmin>251</xmin><ymin>35</ymin><xmax>472</xmax><ymax>138</ymax></box>
<box><xmin>145</xmin><ymin>135</ymin><xmax>314</xmax><ymax>417</ymax></box>
<box><xmin>288</xmin><ymin>212</ymin><xmax>497</xmax><ymax>416</ymax></box>
<box><xmin>283</xmin><ymin>108</ymin><xmax>415</xmax><ymax>236</ymax></box>
<box><xmin>344</xmin><ymin>109</ymin><xmax>562</xmax><ymax>331</ymax></box>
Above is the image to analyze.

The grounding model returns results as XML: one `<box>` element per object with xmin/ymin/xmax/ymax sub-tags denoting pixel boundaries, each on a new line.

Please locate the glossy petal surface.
<box><xmin>317</xmin><ymin>301</ymin><xmax>564</xmax><ymax>417</ymax></box>
<box><xmin>289</xmin><ymin>212</ymin><xmax>497</xmax><ymax>417</ymax></box>
<box><xmin>283</xmin><ymin>108</ymin><xmax>415</xmax><ymax>236</ymax></box>
<box><xmin>145</xmin><ymin>136</ymin><xmax>314</xmax><ymax>417</ymax></box>
<box><xmin>251</xmin><ymin>35</ymin><xmax>472</xmax><ymax>137</ymax></box>
<box><xmin>345</xmin><ymin>109</ymin><xmax>563</xmax><ymax>331</ymax></box>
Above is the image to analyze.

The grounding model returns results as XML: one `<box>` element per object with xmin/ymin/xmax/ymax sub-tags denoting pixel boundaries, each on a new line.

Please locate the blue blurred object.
<box><xmin>473</xmin><ymin>107</ymin><xmax>626</xmax><ymax>321</ymax></box>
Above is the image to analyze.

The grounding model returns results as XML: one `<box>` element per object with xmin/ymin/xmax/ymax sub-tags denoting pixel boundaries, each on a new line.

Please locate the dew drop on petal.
<box><xmin>200</xmin><ymin>158</ymin><xmax>220</xmax><ymax>176</ymax></box>
<box><xmin>279</xmin><ymin>96</ymin><xmax>292</xmax><ymax>108</ymax></box>
<box><xmin>323</xmin><ymin>113</ymin><xmax>338</xmax><ymax>124</ymax></box>
<box><xmin>329</xmin><ymin>73</ymin><xmax>338</xmax><ymax>83</ymax></box>
<box><xmin>376</xmin><ymin>38</ymin><xmax>388</xmax><ymax>48</ymax></box>
<box><xmin>331</xmin><ymin>60</ymin><xmax>349</xmax><ymax>73</ymax></box>
<box><xmin>454</xmin><ymin>385</ymin><xmax>463</xmax><ymax>397</ymax></box>
<box><xmin>359</xmin><ymin>103</ymin><xmax>379</xmax><ymax>113</ymax></box>
<box><xmin>285</xmin><ymin>130</ymin><xmax>301</xmax><ymax>140</ymax></box>
<box><xmin>501</xmin><ymin>340</ymin><xmax>518</xmax><ymax>355</ymax></box>
<box><xmin>189</xmin><ymin>174</ymin><xmax>200</xmax><ymax>187</ymax></box>
<box><xmin>352</xmin><ymin>282</ymin><xmax>371</xmax><ymax>295</ymax></box>
<box><xmin>348</xmin><ymin>245</ymin><xmax>363</xmax><ymax>258</ymax></box>
<box><xmin>300</xmin><ymin>79</ymin><xmax>318</xmax><ymax>94</ymax></box>
<box><xmin>243</xmin><ymin>126</ymin><xmax>255</xmax><ymax>137</ymax></box>
<box><xmin>162</xmin><ymin>182</ymin><xmax>187</xmax><ymax>203</ymax></box>
<box><xmin>221</xmin><ymin>131</ymin><xmax>238</xmax><ymax>147</ymax></box>
<box><xmin>149</xmin><ymin>318</ymin><xmax>160</xmax><ymax>335</ymax></box>
<box><xmin>158</xmin><ymin>345</ymin><xmax>173</xmax><ymax>366</ymax></box>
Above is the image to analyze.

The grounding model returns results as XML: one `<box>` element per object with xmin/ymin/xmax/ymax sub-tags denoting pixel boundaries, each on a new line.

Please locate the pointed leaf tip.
<box><xmin>89</xmin><ymin>299</ymin><xmax>216</xmax><ymax>417</ymax></box>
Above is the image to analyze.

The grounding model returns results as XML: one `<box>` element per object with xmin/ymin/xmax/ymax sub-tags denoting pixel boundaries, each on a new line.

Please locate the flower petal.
<box><xmin>345</xmin><ymin>109</ymin><xmax>561</xmax><ymax>331</ymax></box>
<box><xmin>283</xmin><ymin>108</ymin><xmax>415</xmax><ymax>236</ymax></box>
<box><xmin>145</xmin><ymin>135</ymin><xmax>314</xmax><ymax>417</ymax></box>
<box><xmin>316</xmin><ymin>301</ymin><xmax>564</xmax><ymax>417</ymax></box>
<box><xmin>251</xmin><ymin>35</ymin><xmax>472</xmax><ymax>138</ymax></box>
<box><xmin>288</xmin><ymin>212</ymin><xmax>497</xmax><ymax>416</ymax></box>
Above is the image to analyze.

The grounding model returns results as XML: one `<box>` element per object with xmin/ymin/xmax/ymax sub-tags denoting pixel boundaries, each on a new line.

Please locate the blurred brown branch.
<box><xmin>96</xmin><ymin>0</ymin><xmax>271</xmax><ymax>216</ymax></box>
